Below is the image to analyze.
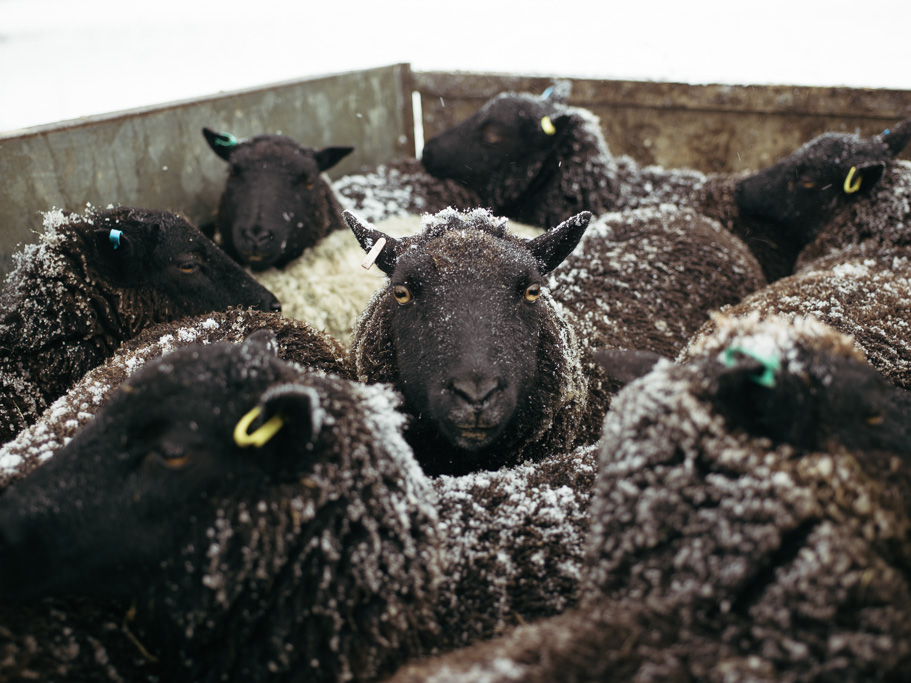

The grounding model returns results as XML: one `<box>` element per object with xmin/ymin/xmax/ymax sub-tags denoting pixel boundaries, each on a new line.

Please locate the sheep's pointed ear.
<box><xmin>593</xmin><ymin>348</ymin><xmax>666</xmax><ymax>387</ymax></box>
<box><xmin>527</xmin><ymin>211</ymin><xmax>592</xmax><ymax>274</ymax></box>
<box><xmin>315</xmin><ymin>146</ymin><xmax>355</xmax><ymax>172</ymax></box>
<box><xmin>880</xmin><ymin>119</ymin><xmax>911</xmax><ymax>157</ymax></box>
<box><xmin>202</xmin><ymin>127</ymin><xmax>239</xmax><ymax>161</ymax></box>
<box><xmin>343</xmin><ymin>210</ymin><xmax>400</xmax><ymax>274</ymax></box>
<box><xmin>540</xmin><ymin>80</ymin><xmax>572</xmax><ymax>103</ymax></box>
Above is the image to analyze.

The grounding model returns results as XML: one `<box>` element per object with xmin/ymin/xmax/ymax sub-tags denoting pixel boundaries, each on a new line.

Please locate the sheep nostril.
<box><xmin>269</xmin><ymin>299</ymin><xmax>282</xmax><ymax>313</ymax></box>
<box><xmin>449</xmin><ymin>378</ymin><xmax>501</xmax><ymax>406</ymax></box>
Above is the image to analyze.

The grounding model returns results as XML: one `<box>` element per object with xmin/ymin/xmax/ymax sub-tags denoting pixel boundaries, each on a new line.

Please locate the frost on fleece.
<box><xmin>0</xmin><ymin>333</ymin><xmax>438</xmax><ymax>683</ymax></box>
<box><xmin>0</xmin><ymin>206</ymin><xmax>280</xmax><ymax>446</ymax></box>
<box><xmin>551</xmin><ymin>204</ymin><xmax>766</xmax><ymax>360</ymax></box>
<box><xmin>386</xmin><ymin>315</ymin><xmax>911</xmax><ymax>682</ymax></box>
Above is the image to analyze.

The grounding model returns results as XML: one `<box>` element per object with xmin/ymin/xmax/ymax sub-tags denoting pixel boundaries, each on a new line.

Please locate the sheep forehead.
<box><xmin>402</xmin><ymin>228</ymin><xmax>535</xmax><ymax>282</ymax></box>
<box><xmin>794</xmin><ymin>131</ymin><xmax>885</xmax><ymax>167</ymax></box>
<box><xmin>233</xmin><ymin>136</ymin><xmax>318</xmax><ymax>172</ymax></box>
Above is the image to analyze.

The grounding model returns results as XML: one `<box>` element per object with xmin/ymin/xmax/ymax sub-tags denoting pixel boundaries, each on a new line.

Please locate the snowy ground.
<box><xmin>1</xmin><ymin>0</ymin><xmax>908</xmax><ymax>135</ymax></box>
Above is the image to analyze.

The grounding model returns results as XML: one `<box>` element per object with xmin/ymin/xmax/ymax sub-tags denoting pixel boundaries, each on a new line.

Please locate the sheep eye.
<box><xmin>159</xmin><ymin>453</ymin><xmax>191</xmax><ymax>469</ymax></box>
<box><xmin>866</xmin><ymin>414</ymin><xmax>884</xmax><ymax>426</ymax></box>
<box><xmin>524</xmin><ymin>283</ymin><xmax>542</xmax><ymax>302</ymax></box>
<box><xmin>176</xmin><ymin>255</ymin><xmax>201</xmax><ymax>274</ymax></box>
<box><xmin>393</xmin><ymin>285</ymin><xmax>413</xmax><ymax>305</ymax></box>
<box><xmin>799</xmin><ymin>176</ymin><xmax>816</xmax><ymax>189</ymax></box>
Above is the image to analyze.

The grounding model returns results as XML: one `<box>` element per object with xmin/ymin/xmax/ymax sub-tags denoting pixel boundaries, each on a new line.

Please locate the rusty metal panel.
<box><xmin>0</xmin><ymin>64</ymin><xmax>415</xmax><ymax>276</ymax></box>
<box><xmin>414</xmin><ymin>71</ymin><xmax>911</xmax><ymax>174</ymax></box>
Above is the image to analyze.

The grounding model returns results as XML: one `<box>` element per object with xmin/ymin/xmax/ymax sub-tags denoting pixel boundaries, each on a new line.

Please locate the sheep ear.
<box><xmin>527</xmin><ymin>211</ymin><xmax>592</xmax><ymax>274</ymax></box>
<box><xmin>880</xmin><ymin>119</ymin><xmax>911</xmax><ymax>157</ymax></box>
<box><xmin>202</xmin><ymin>127</ymin><xmax>239</xmax><ymax>161</ymax></box>
<box><xmin>540</xmin><ymin>80</ymin><xmax>572</xmax><ymax>103</ymax></box>
<box><xmin>264</xmin><ymin>384</ymin><xmax>324</xmax><ymax>449</ymax></box>
<box><xmin>315</xmin><ymin>146</ymin><xmax>355</xmax><ymax>172</ymax></box>
<box><xmin>343</xmin><ymin>210</ymin><xmax>400</xmax><ymax>274</ymax></box>
<box><xmin>843</xmin><ymin>162</ymin><xmax>886</xmax><ymax>195</ymax></box>
<box><xmin>92</xmin><ymin>228</ymin><xmax>138</xmax><ymax>281</ymax></box>
<box><xmin>593</xmin><ymin>348</ymin><xmax>666</xmax><ymax>387</ymax></box>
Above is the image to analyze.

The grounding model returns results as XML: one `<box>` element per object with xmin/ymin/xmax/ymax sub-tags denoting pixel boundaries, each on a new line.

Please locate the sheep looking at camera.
<box><xmin>0</xmin><ymin>205</ymin><xmax>280</xmax><ymax>446</ymax></box>
<box><xmin>385</xmin><ymin>314</ymin><xmax>911</xmax><ymax>682</ymax></box>
<box><xmin>421</xmin><ymin>86</ymin><xmax>911</xmax><ymax>282</ymax></box>
<box><xmin>346</xmin><ymin>207</ymin><xmax>603</xmax><ymax>475</ymax></box>
<box><xmin>0</xmin><ymin>333</ymin><xmax>441</xmax><ymax>683</ymax></box>
<box><xmin>202</xmin><ymin>127</ymin><xmax>354</xmax><ymax>271</ymax></box>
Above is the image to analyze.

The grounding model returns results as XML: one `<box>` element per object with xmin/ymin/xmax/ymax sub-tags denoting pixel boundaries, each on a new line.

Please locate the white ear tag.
<box><xmin>361</xmin><ymin>237</ymin><xmax>387</xmax><ymax>270</ymax></box>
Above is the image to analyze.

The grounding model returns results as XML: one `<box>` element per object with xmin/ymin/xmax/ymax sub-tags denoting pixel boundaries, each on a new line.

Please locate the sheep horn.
<box><xmin>233</xmin><ymin>406</ymin><xmax>285</xmax><ymax>448</ymax></box>
<box><xmin>843</xmin><ymin>166</ymin><xmax>863</xmax><ymax>194</ymax></box>
<box><xmin>343</xmin><ymin>210</ymin><xmax>399</xmax><ymax>274</ymax></box>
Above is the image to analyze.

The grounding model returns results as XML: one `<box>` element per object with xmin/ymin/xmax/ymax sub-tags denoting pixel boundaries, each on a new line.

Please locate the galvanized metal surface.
<box><xmin>414</xmin><ymin>71</ymin><xmax>911</xmax><ymax>174</ymax></box>
<box><xmin>0</xmin><ymin>64</ymin><xmax>414</xmax><ymax>276</ymax></box>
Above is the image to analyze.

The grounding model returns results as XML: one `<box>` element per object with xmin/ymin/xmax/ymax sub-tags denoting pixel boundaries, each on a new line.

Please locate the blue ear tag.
<box><xmin>723</xmin><ymin>346</ymin><xmax>781</xmax><ymax>388</ymax></box>
<box><xmin>540</xmin><ymin>86</ymin><xmax>555</xmax><ymax>100</ymax></box>
<box><xmin>215</xmin><ymin>132</ymin><xmax>238</xmax><ymax>148</ymax></box>
<box><xmin>109</xmin><ymin>229</ymin><xmax>123</xmax><ymax>250</ymax></box>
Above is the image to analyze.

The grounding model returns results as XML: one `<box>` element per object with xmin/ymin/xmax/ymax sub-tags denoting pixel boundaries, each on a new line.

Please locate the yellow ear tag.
<box><xmin>541</xmin><ymin>116</ymin><xmax>557</xmax><ymax>136</ymax></box>
<box><xmin>843</xmin><ymin>166</ymin><xmax>863</xmax><ymax>194</ymax></box>
<box><xmin>234</xmin><ymin>406</ymin><xmax>285</xmax><ymax>448</ymax></box>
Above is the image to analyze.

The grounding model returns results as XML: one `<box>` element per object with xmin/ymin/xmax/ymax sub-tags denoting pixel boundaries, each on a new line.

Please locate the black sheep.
<box><xmin>0</xmin><ymin>332</ymin><xmax>441</xmax><ymax>683</ymax></box>
<box><xmin>0</xmin><ymin>205</ymin><xmax>280</xmax><ymax>446</ymax></box>
<box><xmin>203</xmin><ymin>127</ymin><xmax>353</xmax><ymax>270</ymax></box>
<box><xmin>421</xmin><ymin>87</ymin><xmax>911</xmax><ymax>282</ymax></box>
<box><xmin>345</xmin><ymin>207</ymin><xmax>604</xmax><ymax>475</ymax></box>
<box><xmin>384</xmin><ymin>314</ymin><xmax>911</xmax><ymax>682</ymax></box>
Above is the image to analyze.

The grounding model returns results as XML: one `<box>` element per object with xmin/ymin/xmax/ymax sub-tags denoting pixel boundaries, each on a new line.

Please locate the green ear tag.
<box><xmin>723</xmin><ymin>346</ymin><xmax>781</xmax><ymax>388</ymax></box>
<box><xmin>215</xmin><ymin>132</ymin><xmax>239</xmax><ymax>148</ymax></box>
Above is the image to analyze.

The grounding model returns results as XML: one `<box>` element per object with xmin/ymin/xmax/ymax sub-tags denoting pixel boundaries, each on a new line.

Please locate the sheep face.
<box><xmin>347</xmin><ymin>208</ymin><xmax>591</xmax><ymax>474</ymax></box>
<box><xmin>0</xmin><ymin>332</ymin><xmax>309</xmax><ymax>600</ymax></box>
<box><xmin>204</xmin><ymin>129</ymin><xmax>353</xmax><ymax>271</ymax></box>
<box><xmin>735</xmin><ymin>121</ymin><xmax>911</xmax><ymax>237</ymax></box>
<box><xmin>421</xmin><ymin>93</ymin><xmax>571</xmax><ymax>205</ymax></box>
<box><xmin>0</xmin><ymin>331</ymin><xmax>440</xmax><ymax>681</ymax></box>
<box><xmin>86</xmin><ymin>206</ymin><xmax>282</xmax><ymax>314</ymax></box>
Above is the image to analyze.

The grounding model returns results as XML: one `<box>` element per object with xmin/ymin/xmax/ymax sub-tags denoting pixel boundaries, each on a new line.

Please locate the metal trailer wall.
<box><xmin>414</xmin><ymin>72</ymin><xmax>911</xmax><ymax>174</ymax></box>
<box><xmin>2</xmin><ymin>64</ymin><xmax>910</xmax><ymax>278</ymax></box>
<box><xmin>0</xmin><ymin>64</ymin><xmax>415</xmax><ymax>276</ymax></box>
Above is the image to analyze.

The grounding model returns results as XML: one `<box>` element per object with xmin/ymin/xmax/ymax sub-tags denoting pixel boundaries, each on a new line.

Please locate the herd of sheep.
<box><xmin>1</xmin><ymin>82</ymin><xmax>910</xmax><ymax>682</ymax></box>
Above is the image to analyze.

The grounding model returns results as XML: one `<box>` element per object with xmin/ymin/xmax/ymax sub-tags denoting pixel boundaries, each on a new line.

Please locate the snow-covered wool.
<box><xmin>682</xmin><ymin>245</ymin><xmax>911</xmax><ymax>390</ymax></box>
<box><xmin>0</xmin><ymin>205</ymin><xmax>280</xmax><ymax>446</ymax></box>
<box><xmin>551</xmin><ymin>204</ymin><xmax>766</xmax><ymax>360</ymax></box>
<box><xmin>346</xmin><ymin>207</ymin><xmax>605</xmax><ymax>475</ymax></box>
<box><xmin>0</xmin><ymin>333</ymin><xmax>441</xmax><ymax>683</ymax></box>
<box><xmin>421</xmin><ymin>87</ymin><xmax>911</xmax><ymax>283</ymax></box>
<box><xmin>332</xmin><ymin>157</ymin><xmax>484</xmax><ymax>223</ymax></box>
<box><xmin>0</xmin><ymin>308</ymin><xmax>351</xmax><ymax>489</ymax></box>
<box><xmin>432</xmin><ymin>443</ymin><xmax>598</xmax><ymax>650</ymax></box>
<box><xmin>202</xmin><ymin>127</ymin><xmax>353</xmax><ymax>271</ymax></box>
<box><xmin>253</xmin><ymin>213</ymin><xmax>543</xmax><ymax>344</ymax></box>
<box><xmin>384</xmin><ymin>314</ymin><xmax>911</xmax><ymax>682</ymax></box>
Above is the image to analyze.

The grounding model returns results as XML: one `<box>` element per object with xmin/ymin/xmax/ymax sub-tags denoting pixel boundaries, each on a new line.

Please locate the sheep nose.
<box><xmin>449</xmin><ymin>377</ymin><xmax>501</xmax><ymax>408</ymax></box>
<box><xmin>243</xmin><ymin>224</ymin><xmax>274</xmax><ymax>248</ymax></box>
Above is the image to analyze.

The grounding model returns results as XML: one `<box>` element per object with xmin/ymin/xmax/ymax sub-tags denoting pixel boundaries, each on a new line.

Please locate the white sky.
<box><xmin>1</xmin><ymin>0</ymin><xmax>909</xmax><ymax>134</ymax></box>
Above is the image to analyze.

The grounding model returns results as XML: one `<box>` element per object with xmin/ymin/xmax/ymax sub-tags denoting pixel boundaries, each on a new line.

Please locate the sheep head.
<box><xmin>420</xmin><ymin>92</ymin><xmax>575</xmax><ymax>209</ymax></box>
<box><xmin>347</xmin><ymin>208</ymin><xmax>591</xmax><ymax>475</ymax></box>
<box><xmin>79</xmin><ymin>205</ymin><xmax>282</xmax><ymax>316</ymax></box>
<box><xmin>203</xmin><ymin>127</ymin><xmax>353</xmax><ymax>271</ymax></box>
<box><xmin>0</xmin><ymin>330</ymin><xmax>440</xmax><ymax>681</ymax></box>
<box><xmin>734</xmin><ymin>119</ymin><xmax>911</xmax><ymax>239</ymax></box>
